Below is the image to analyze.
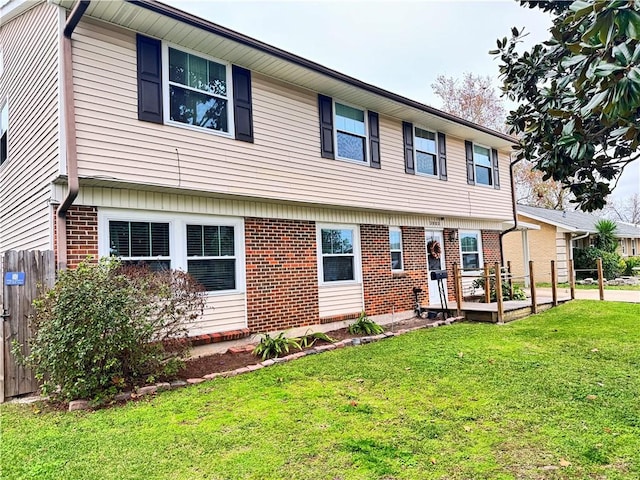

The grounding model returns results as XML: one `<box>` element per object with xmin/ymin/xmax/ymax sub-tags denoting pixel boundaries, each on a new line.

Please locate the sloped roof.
<box><xmin>518</xmin><ymin>205</ymin><xmax>640</xmax><ymax>238</ymax></box>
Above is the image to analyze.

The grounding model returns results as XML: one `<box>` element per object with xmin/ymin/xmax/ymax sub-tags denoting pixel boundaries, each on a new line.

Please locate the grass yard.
<box><xmin>2</xmin><ymin>300</ymin><xmax>639</xmax><ymax>480</ymax></box>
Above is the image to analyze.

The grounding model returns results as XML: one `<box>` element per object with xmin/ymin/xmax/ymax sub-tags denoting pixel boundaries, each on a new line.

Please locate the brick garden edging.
<box><xmin>67</xmin><ymin>316</ymin><xmax>463</xmax><ymax>412</ymax></box>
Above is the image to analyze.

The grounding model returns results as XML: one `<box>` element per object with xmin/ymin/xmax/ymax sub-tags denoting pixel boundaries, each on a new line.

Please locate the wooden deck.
<box><xmin>427</xmin><ymin>295</ymin><xmax>572</xmax><ymax>323</ymax></box>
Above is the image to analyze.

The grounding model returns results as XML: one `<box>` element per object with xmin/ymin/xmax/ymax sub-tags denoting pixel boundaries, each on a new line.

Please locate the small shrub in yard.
<box><xmin>15</xmin><ymin>258</ymin><xmax>205</xmax><ymax>401</ymax></box>
<box><xmin>298</xmin><ymin>330</ymin><xmax>336</xmax><ymax>348</ymax></box>
<box><xmin>348</xmin><ymin>311</ymin><xmax>384</xmax><ymax>335</ymax></box>
<box><xmin>472</xmin><ymin>268</ymin><xmax>527</xmax><ymax>302</ymax></box>
<box><xmin>253</xmin><ymin>332</ymin><xmax>301</xmax><ymax>360</ymax></box>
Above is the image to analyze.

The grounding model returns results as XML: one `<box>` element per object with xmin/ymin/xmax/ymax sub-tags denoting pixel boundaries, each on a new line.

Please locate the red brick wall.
<box><xmin>482</xmin><ymin>230</ymin><xmax>501</xmax><ymax>267</ymax></box>
<box><xmin>361</xmin><ymin>225</ymin><xmax>427</xmax><ymax>315</ymax></box>
<box><xmin>53</xmin><ymin>205</ymin><xmax>99</xmax><ymax>269</ymax></box>
<box><xmin>245</xmin><ymin>218</ymin><xmax>319</xmax><ymax>332</ymax></box>
<box><xmin>443</xmin><ymin>228</ymin><xmax>460</xmax><ymax>300</ymax></box>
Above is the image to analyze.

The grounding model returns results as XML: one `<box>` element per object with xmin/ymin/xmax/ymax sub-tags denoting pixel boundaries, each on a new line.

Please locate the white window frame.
<box><xmin>459</xmin><ymin>230</ymin><xmax>483</xmax><ymax>274</ymax></box>
<box><xmin>162</xmin><ymin>43</ymin><xmax>235</xmax><ymax>138</ymax></box>
<box><xmin>619</xmin><ymin>239</ymin><xmax>626</xmax><ymax>255</ymax></box>
<box><xmin>98</xmin><ymin>209</ymin><xmax>245</xmax><ymax>296</ymax></box>
<box><xmin>389</xmin><ymin>226</ymin><xmax>404</xmax><ymax>272</ymax></box>
<box><xmin>186</xmin><ymin>224</ymin><xmax>238</xmax><ymax>292</ymax></box>
<box><xmin>333</xmin><ymin>100</ymin><xmax>369</xmax><ymax>164</ymax></box>
<box><xmin>0</xmin><ymin>99</ymin><xmax>8</xmax><ymax>167</ymax></box>
<box><xmin>317</xmin><ymin>223</ymin><xmax>362</xmax><ymax>286</ymax></box>
<box><xmin>414</xmin><ymin>126</ymin><xmax>438</xmax><ymax>177</ymax></box>
<box><xmin>107</xmin><ymin>219</ymin><xmax>172</xmax><ymax>268</ymax></box>
<box><xmin>473</xmin><ymin>143</ymin><xmax>493</xmax><ymax>187</ymax></box>
<box><xmin>633</xmin><ymin>239</ymin><xmax>637</xmax><ymax>256</ymax></box>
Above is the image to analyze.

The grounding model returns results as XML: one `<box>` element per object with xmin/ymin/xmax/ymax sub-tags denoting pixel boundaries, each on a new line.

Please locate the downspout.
<box><xmin>499</xmin><ymin>155</ymin><xmax>523</xmax><ymax>266</ymax></box>
<box><xmin>56</xmin><ymin>0</ymin><xmax>90</xmax><ymax>270</ymax></box>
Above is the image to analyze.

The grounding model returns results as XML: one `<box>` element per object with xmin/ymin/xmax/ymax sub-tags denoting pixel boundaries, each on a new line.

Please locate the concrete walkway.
<box><xmin>535</xmin><ymin>287</ymin><xmax>640</xmax><ymax>303</ymax></box>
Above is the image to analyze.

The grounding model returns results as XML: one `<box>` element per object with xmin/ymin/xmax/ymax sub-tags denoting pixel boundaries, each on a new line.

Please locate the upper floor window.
<box><xmin>460</xmin><ymin>231</ymin><xmax>483</xmax><ymax>271</ymax></box>
<box><xmin>414</xmin><ymin>127</ymin><xmax>437</xmax><ymax>176</ymax></box>
<box><xmin>136</xmin><ymin>35</ymin><xmax>253</xmax><ymax>142</ymax></box>
<box><xmin>389</xmin><ymin>227</ymin><xmax>403</xmax><ymax>271</ymax></box>
<box><xmin>1</xmin><ymin>102</ymin><xmax>8</xmax><ymax>166</ymax></box>
<box><xmin>473</xmin><ymin>144</ymin><xmax>493</xmax><ymax>186</ymax></box>
<box><xmin>318</xmin><ymin>94</ymin><xmax>380</xmax><ymax>169</ymax></box>
<box><xmin>335</xmin><ymin>102</ymin><xmax>367</xmax><ymax>162</ymax></box>
<box><xmin>167</xmin><ymin>47</ymin><xmax>231</xmax><ymax>134</ymax></box>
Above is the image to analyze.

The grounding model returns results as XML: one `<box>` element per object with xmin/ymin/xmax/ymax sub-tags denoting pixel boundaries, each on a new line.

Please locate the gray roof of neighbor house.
<box><xmin>518</xmin><ymin>205</ymin><xmax>640</xmax><ymax>238</ymax></box>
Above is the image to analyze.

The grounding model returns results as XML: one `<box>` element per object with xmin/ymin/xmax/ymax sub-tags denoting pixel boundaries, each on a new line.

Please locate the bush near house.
<box><xmin>574</xmin><ymin>248</ymin><xmax>624</xmax><ymax>280</ymax></box>
<box><xmin>623</xmin><ymin>256</ymin><xmax>640</xmax><ymax>276</ymax></box>
<box><xmin>15</xmin><ymin>258</ymin><xmax>204</xmax><ymax>401</ymax></box>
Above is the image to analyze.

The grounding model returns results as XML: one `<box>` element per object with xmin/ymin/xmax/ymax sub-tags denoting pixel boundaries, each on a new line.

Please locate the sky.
<box><xmin>164</xmin><ymin>0</ymin><xmax>639</xmax><ymax>204</ymax></box>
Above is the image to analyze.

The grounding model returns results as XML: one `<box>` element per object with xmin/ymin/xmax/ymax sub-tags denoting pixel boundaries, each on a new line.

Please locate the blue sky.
<box><xmin>164</xmin><ymin>0</ymin><xmax>639</xmax><ymax>203</ymax></box>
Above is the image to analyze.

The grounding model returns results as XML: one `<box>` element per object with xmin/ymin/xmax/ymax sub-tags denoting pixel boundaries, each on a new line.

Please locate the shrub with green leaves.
<box><xmin>18</xmin><ymin>258</ymin><xmax>204</xmax><ymax>401</ymax></box>
<box><xmin>253</xmin><ymin>332</ymin><xmax>300</xmax><ymax>360</ymax></box>
<box><xmin>623</xmin><ymin>256</ymin><xmax>640</xmax><ymax>276</ymax></box>
<box><xmin>471</xmin><ymin>268</ymin><xmax>527</xmax><ymax>302</ymax></box>
<box><xmin>348</xmin><ymin>312</ymin><xmax>384</xmax><ymax>335</ymax></box>
<box><xmin>574</xmin><ymin>247</ymin><xmax>623</xmax><ymax>280</ymax></box>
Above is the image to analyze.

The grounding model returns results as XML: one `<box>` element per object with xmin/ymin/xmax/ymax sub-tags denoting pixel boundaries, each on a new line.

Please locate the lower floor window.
<box><xmin>319</xmin><ymin>226</ymin><xmax>358</xmax><ymax>283</ymax></box>
<box><xmin>460</xmin><ymin>231</ymin><xmax>482</xmax><ymax>270</ymax></box>
<box><xmin>103</xmin><ymin>212</ymin><xmax>244</xmax><ymax>293</ymax></box>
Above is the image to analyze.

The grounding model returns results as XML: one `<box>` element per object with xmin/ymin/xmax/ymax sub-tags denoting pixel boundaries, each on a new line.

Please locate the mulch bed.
<box><xmin>178</xmin><ymin>316</ymin><xmax>436</xmax><ymax>379</ymax></box>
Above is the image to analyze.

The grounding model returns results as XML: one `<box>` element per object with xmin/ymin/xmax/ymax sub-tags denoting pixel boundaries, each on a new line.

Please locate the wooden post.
<box><xmin>495</xmin><ymin>262</ymin><xmax>503</xmax><ymax>322</ymax></box>
<box><xmin>529</xmin><ymin>260</ymin><xmax>537</xmax><ymax>314</ymax></box>
<box><xmin>568</xmin><ymin>259</ymin><xmax>575</xmax><ymax>300</ymax></box>
<box><xmin>597</xmin><ymin>257</ymin><xmax>605</xmax><ymax>301</ymax></box>
<box><xmin>551</xmin><ymin>260</ymin><xmax>558</xmax><ymax>306</ymax></box>
<box><xmin>452</xmin><ymin>263</ymin><xmax>462</xmax><ymax>317</ymax></box>
<box><xmin>483</xmin><ymin>262</ymin><xmax>490</xmax><ymax>303</ymax></box>
<box><xmin>507</xmin><ymin>260</ymin><xmax>514</xmax><ymax>300</ymax></box>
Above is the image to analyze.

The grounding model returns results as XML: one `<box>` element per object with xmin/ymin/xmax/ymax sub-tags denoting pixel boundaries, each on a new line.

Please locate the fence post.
<box><xmin>530</xmin><ymin>260</ymin><xmax>537</xmax><ymax>314</ymax></box>
<box><xmin>495</xmin><ymin>262</ymin><xmax>503</xmax><ymax>322</ymax></box>
<box><xmin>568</xmin><ymin>259</ymin><xmax>575</xmax><ymax>300</ymax></box>
<box><xmin>453</xmin><ymin>263</ymin><xmax>462</xmax><ymax>317</ymax></box>
<box><xmin>597</xmin><ymin>257</ymin><xmax>605</xmax><ymax>300</ymax></box>
<box><xmin>507</xmin><ymin>260</ymin><xmax>514</xmax><ymax>300</ymax></box>
<box><xmin>483</xmin><ymin>262</ymin><xmax>490</xmax><ymax>303</ymax></box>
<box><xmin>551</xmin><ymin>260</ymin><xmax>558</xmax><ymax>307</ymax></box>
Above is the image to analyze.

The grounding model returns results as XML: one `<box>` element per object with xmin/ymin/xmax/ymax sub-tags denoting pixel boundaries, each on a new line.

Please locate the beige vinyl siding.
<box><xmin>556</xmin><ymin>231</ymin><xmax>569</xmax><ymax>283</ymax></box>
<box><xmin>0</xmin><ymin>3</ymin><xmax>60</xmax><ymax>252</ymax></box>
<box><xmin>318</xmin><ymin>284</ymin><xmax>363</xmax><ymax>318</ymax></box>
<box><xmin>52</xmin><ymin>184</ymin><xmax>506</xmax><ymax>231</ymax></box>
<box><xmin>186</xmin><ymin>294</ymin><xmax>246</xmax><ymax>336</ymax></box>
<box><xmin>71</xmin><ymin>19</ymin><xmax>512</xmax><ymax>222</ymax></box>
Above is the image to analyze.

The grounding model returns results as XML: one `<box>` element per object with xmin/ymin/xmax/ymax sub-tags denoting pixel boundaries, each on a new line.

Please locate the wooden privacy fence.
<box><xmin>1</xmin><ymin>250</ymin><xmax>55</xmax><ymax>402</ymax></box>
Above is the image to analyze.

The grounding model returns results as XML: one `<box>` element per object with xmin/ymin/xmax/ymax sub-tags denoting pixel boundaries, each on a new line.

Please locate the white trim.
<box><xmin>316</xmin><ymin>223</ymin><xmax>362</xmax><ymax>286</ymax></box>
<box><xmin>98</xmin><ymin>208</ymin><xmax>246</xmax><ymax>296</ymax></box>
<box><xmin>459</xmin><ymin>229</ymin><xmax>483</xmax><ymax>274</ymax></box>
<box><xmin>389</xmin><ymin>226</ymin><xmax>404</xmax><ymax>272</ymax></box>
<box><xmin>413</xmin><ymin>125</ymin><xmax>438</xmax><ymax>178</ymax></box>
<box><xmin>161</xmin><ymin>42</ymin><xmax>235</xmax><ymax>139</ymax></box>
<box><xmin>333</xmin><ymin>99</ymin><xmax>369</xmax><ymax>165</ymax></box>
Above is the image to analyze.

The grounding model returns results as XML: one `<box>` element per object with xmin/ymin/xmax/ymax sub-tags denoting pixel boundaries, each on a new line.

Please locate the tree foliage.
<box><xmin>431</xmin><ymin>73</ymin><xmax>507</xmax><ymax>132</ymax></box>
<box><xmin>493</xmin><ymin>0</ymin><xmax>640</xmax><ymax>212</ymax></box>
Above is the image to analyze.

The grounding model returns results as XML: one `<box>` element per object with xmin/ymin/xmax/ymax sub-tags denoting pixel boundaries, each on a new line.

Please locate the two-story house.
<box><xmin>0</xmin><ymin>0</ymin><xmax>516</xmax><ymax>340</ymax></box>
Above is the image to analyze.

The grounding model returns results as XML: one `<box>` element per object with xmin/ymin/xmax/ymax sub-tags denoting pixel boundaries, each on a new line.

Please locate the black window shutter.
<box><xmin>136</xmin><ymin>34</ymin><xmax>163</xmax><ymax>124</ymax></box>
<box><xmin>437</xmin><ymin>132</ymin><xmax>447</xmax><ymax>181</ymax></box>
<box><xmin>318</xmin><ymin>94</ymin><xmax>334</xmax><ymax>159</ymax></box>
<box><xmin>232</xmin><ymin>65</ymin><xmax>254</xmax><ymax>143</ymax></box>
<box><xmin>491</xmin><ymin>148</ymin><xmax>500</xmax><ymax>189</ymax></box>
<box><xmin>368</xmin><ymin>111</ymin><xmax>381</xmax><ymax>169</ymax></box>
<box><xmin>465</xmin><ymin>140</ymin><xmax>475</xmax><ymax>185</ymax></box>
<box><xmin>403</xmin><ymin>121</ymin><xmax>414</xmax><ymax>174</ymax></box>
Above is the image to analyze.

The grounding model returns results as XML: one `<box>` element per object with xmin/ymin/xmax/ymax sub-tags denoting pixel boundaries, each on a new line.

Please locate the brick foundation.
<box><xmin>245</xmin><ymin>218</ymin><xmax>319</xmax><ymax>332</ymax></box>
<box><xmin>361</xmin><ymin>225</ymin><xmax>427</xmax><ymax>315</ymax></box>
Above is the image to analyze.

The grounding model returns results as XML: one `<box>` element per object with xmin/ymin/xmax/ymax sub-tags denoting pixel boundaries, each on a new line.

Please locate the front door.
<box><xmin>425</xmin><ymin>230</ymin><xmax>447</xmax><ymax>305</ymax></box>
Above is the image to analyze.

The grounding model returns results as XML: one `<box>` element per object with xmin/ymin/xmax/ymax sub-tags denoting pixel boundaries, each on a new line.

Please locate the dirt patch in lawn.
<box><xmin>178</xmin><ymin>315</ymin><xmax>438</xmax><ymax>379</ymax></box>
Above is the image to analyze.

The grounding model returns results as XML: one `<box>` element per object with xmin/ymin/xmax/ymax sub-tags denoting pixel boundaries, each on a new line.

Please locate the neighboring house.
<box><xmin>1</xmin><ymin>0</ymin><xmax>516</xmax><ymax>340</ymax></box>
<box><xmin>504</xmin><ymin>205</ymin><xmax>640</xmax><ymax>284</ymax></box>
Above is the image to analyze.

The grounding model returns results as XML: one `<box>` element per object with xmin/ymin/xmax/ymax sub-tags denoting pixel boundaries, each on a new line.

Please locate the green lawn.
<box><xmin>2</xmin><ymin>300</ymin><xmax>639</xmax><ymax>480</ymax></box>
